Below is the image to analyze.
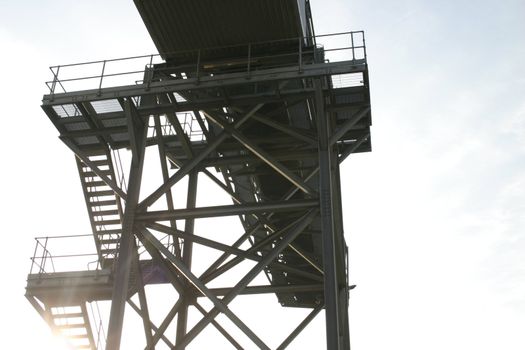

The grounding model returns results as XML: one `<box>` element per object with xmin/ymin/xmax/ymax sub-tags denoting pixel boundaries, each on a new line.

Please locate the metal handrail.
<box><xmin>48</xmin><ymin>31</ymin><xmax>361</xmax><ymax>70</ymax></box>
<box><xmin>30</xmin><ymin>237</ymin><xmax>56</xmax><ymax>275</ymax></box>
<box><xmin>90</xmin><ymin>301</ymin><xmax>107</xmax><ymax>349</ymax></box>
<box><xmin>28</xmin><ymin>234</ymin><xmax>173</xmax><ymax>274</ymax></box>
<box><xmin>29</xmin><ymin>235</ymin><xmax>100</xmax><ymax>275</ymax></box>
<box><xmin>45</xmin><ymin>31</ymin><xmax>367</xmax><ymax>95</ymax></box>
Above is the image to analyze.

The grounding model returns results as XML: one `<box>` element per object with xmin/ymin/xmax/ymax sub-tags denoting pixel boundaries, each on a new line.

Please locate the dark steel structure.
<box><xmin>25</xmin><ymin>1</ymin><xmax>372</xmax><ymax>349</ymax></box>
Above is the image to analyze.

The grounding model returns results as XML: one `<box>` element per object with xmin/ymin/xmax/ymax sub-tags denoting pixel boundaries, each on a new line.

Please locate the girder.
<box><xmin>27</xmin><ymin>26</ymin><xmax>372</xmax><ymax>350</ymax></box>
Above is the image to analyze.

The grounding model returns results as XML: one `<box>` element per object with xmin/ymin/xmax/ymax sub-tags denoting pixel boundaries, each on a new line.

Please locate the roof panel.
<box><xmin>134</xmin><ymin>0</ymin><xmax>305</xmax><ymax>60</ymax></box>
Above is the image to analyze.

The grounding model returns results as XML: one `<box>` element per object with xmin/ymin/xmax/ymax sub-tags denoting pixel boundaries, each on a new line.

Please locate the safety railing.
<box><xmin>29</xmin><ymin>234</ymin><xmax>101</xmax><ymax>275</ymax></box>
<box><xmin>89</xmin><ymin>301</ymin><xmax>107</xmax><ymax>350</ymax></box>
<box><xmin>45</xmin><ymin>31</ymin><xmax>367</xmax><ymax>95</ymax></box>
<box><xmin>28</xmin><ymin>233</ymin><xmax>176</xmax><ymax>274</ymax></box>
<box><xmin>29</xmin><ymin>236</ymin><xmax>56</xmax><ymax>274</ymax></box>
<box><xmin>147</xmin><ymin>112</ymin><xmax>206</xmax><ymax>142</ymax></box>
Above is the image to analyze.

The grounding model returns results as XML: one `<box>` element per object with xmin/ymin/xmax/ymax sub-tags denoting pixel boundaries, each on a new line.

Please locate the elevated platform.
<box><xmin>31</xmin><ymin>24</ymin><xmax>372</xmax><ymax>347</ymax></box>
<box><xmin>27</xmin><ymin>270</ymin><xmax>113</xmax><ymax>306</ymax></box>
<box><xmin>39</xmin><ymin>31</ymin><xmax>370</xmax><ymax>311</ymax></box>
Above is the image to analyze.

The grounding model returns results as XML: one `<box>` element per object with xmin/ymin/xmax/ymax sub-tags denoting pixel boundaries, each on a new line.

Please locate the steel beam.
<box><xmin>153</xmin><ymin>114</ymin><xmax>180</xmax><ymax>256</ymax></box>
<box><xmin>139</xmin><ymin>227</ymin><xmax>271</xmax><ymax>350</ymax></box>
<box><xmin>207</xmin><ymin>284</ymin><xmax>324</xmax><ymax>296</ymax></box>
<box><xmin>127</xmin><ymin>300</ymin><xmax>174</xmax><ymax>348</ymax></box>
<box><xmin>136</xmin><ymin>199</ymin><xmax>318</xmax><ymax>221</ymax></box>
<box><xmin>198</xmin><ymin>223</ymin><xmax>263</xmax><ymax>282</ymax></box>
<box><xmin>176</xmin><ymin>209</ymin><xmax>318</xmax><ymax>349</ymax></box>
<box><xmin>199</xmin><ymin>214</ymin><xmax>324</xmax><ymax>284</ymax></box>
<box><xmin>251</xmin><ymin>113</ymin><xmax>317</xmax><ymax>145</ymax></box>
<box><xmin>315</xmin><ymin>78</ymin><xmax>349</xmax><ymax>350</ymax></box>
<box><xmin>176</xmin><ymin>171</ymin><xmax>198</xmax><ymax>347</ymax></box>
<box><xmin>340</xmin><ymin>133</ymin><xmax>370</xmax><ymax>162</ymax></box>
<box><xmin>186</xmin><ymin>164</ymin><xmax>324</xmax><ymax>276</ymax></box>
<box><xmin>146</xmin><ymin>221</ymin><xmax>323</xmax><ymax>284</ymax></box>
<box><xmin>44</xmin><ymin>60</ymin><xmax>366</xmax><ymax>105</ymax></box>
<box><xmin>146</xmin><ymin>222</ymin><xmax>254</xmax><ymax>259</ymax></box>
<box><xmin>276</xmin><ymin>304</ymin><xmax>324</xmax><ymax>350</ymax></box>
<box><xmin>138</xmin><ymin>233</ymin><xmax>190</xmax><ymax>349</ymax></box>
<box><xmin>149</xmin><ymin>299</ymin><xmax>184</xmax><ymax>350</ymax></box>
<box><xmin>329</xmin><ymin>106</ymin><xmax>370</xmax><ymax>146</ymax></box>
<box><xmin>131</xmin><ymin>241</ymin><xmax>153</xmax><ymax>348</ymax></box>
<box><xmin>105</xmin><ymin>98</ymin><xmax>148</xmax><ymax>350</ymax></box>
<box><xmin>138</xmin><ymin>103</ymin><xmax>264</xmax><ymax>209</ymax></box>
<box><xmin>193</xmin><ymin>302</ymin><xmax>244</xmax><ymax>350</ymax></box>
<box><xmin>203</xmin><ymin>110</ymin><xmax>315</xmax><ymax>195</ymax></box>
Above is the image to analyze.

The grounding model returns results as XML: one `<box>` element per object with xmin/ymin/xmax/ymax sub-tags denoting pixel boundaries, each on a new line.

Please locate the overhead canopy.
<box><xmin>134</xmin><ymin>0</ymin><xmax>308</xmax><ymax>60</ymax></box>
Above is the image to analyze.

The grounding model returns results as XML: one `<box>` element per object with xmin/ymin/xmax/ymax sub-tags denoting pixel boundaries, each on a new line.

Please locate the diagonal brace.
<box><xmin>176</xmin><ymin>209</ymin><xmax>318</xmax><ymax>349</ymax></box>
<box><xmin>138</xmin><ymin>103</ymin><xmax>264</xmax><ymax>210</ymax></box>
<box><xmin>138</xmin><ymin>226</ymin><xmax>271</xmax><ymax>350</ymax></box>
<box><xmin>203</xmin><ymin>110</ymin><xmax>315</xmax><ymax>195</ymax></box>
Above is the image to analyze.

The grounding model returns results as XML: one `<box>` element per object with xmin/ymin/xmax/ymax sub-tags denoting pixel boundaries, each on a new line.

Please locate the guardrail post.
<box><xmin>350</xmin><ymin>32</ymin><xmax>355</xmax><ymax>61</ymax></box>
<box><xmin>196</xmin><ymin>49</ymin><xmax>201</xmax><ymax>84</ymax></box>
<box><xmin>40</xmin><ymin>237</ymin><xmax>49</xmax><ymax>274</ymax></box>
<box><xmin>49</xmin><ymin>66</ymin><xmax>61</xmax><ymax>101</ymax></box>
<box><xmin>98</xmin><ymin>60</ymin><xmax>106</xmax><ymax>96</ymax></box>
<box><xmin>50</xmin><ymin>66</ymin><xmax>60</xmax><ymax>94</ymax></box>
<box><xmin>362</xmin><ymin>31</ymin><xmax>367</xmax><ymax>61</ymax></box>
<box><xmin>247</xmin><ymin>43</ymin><xmax>252</xmax><ymax>78</ymax></box>
<box><xmin>298</xmin><ymin>37</ymin><xmax>303</xmax><ymax>73</ymax></box>
<box><xmin>146</xmin><ymin>54</ymin><xmax>154</xmax><ymax>91</ymax></box>
<box><xmin>30</xmin><ymin>238</ymin><xmax>39</xmax><ymax>274</ymax></box>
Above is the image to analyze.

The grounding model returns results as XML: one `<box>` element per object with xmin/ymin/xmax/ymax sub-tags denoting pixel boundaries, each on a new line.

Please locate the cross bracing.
<box><xmin>26</xmin><ymin>29</ymin><xmax>371</xmax><ymax>350</ymax></box>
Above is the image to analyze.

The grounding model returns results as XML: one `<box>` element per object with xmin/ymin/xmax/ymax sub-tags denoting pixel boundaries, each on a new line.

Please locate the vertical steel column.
<box><xmin>154</xmin><ymin>114</ymin><xmax>181</xmax><ymax>257</ymax></box>
<box><xmin>315</xmin><ymin>78</ymin><xmax>348</xmax><ymax>350</ymax></box>
<box><xmin>176</xmin><ymin>171</ymin><xmax>198</xmax><ymax>347</ymax></box>
<box><xmin>132</xmin><ymin>239</ymin><xmax>153</xmax><ymax>348</ymax></box>
<box><xmin>333</xmin><ymin>149</ymin><xmax>351</xmax><ymax>350</ymax></box>
<box><xmin>106</xmin><ymin>98</ymin><xmax>148</xmax><ymax>350</ymax></box>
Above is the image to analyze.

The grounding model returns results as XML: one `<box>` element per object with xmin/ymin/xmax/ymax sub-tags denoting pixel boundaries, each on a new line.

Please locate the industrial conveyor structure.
<box><xmin>25</xmin><ymin>0</ymin><xmax>372</xmax><ymax>349</ymax></box>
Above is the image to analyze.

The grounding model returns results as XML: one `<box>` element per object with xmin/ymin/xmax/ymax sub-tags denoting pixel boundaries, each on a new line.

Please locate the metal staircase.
<box><xmin>76</xmin><ymin>150</ymin><xmax>124</xmax><ymax>267</ymax></box>
<box><xmin>49</xmin><ymin>304</ymin><xmax>96</xmax><ymax>350</ymax></box>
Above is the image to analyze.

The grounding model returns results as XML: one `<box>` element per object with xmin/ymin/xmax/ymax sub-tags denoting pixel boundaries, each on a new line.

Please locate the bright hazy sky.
<box><xmin>0</xmin><ymin>0</ymin><xmax>524</xmax><ymax>349</ymax></box>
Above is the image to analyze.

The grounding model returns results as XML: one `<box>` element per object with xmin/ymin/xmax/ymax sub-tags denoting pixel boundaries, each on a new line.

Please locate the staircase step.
<box><xmin>91</xmin><ymin>209</ymin><xmax>119</xmax><ymax>216</ymax></box>
<box><xmin>68</xmin><ymin>334</ymin><xmax>89</xmax><ymax>339</ymax></box>
<box><xmin>97</xmin><ymin>229</ymin><xmax>122</xmax><ymax>235</ymax></box>
<box><xmin>57</xmin><ymin>323</ymin><xmax>87</xmax><ymax>329</ymax></box>
<box><xmin>85</xmin><ymin>180</ymin><xmax>108</xmax><ymax>187</ymax></box>
<box><xmin>95</xmin><ymin>219</ymin><xmax>121</xmax><ymax>225</ymax></box>
<box><xmin>85</xmin><ymin>159</ymin><xmax>109</xmax><ymax>166</ymax></box>
<box><xmin>100</xmin><ymin>238</ymin><xmax>120</xmax><ymax>245</ymax></box>
<box><xmin>87</xmin><ymin>190</ymin><xmax>115</xmax><ymax>197</ymax></box>
<box><xmin>101</xmin><ymin>248</ymin><xmax>119</xmax><ymax>255</ymax></box>
<box><xmin>83</xmin><ymin>148</ymin><xmax>108</xmax><ymax>156</ymax></box>
<box><xmin>89</xmin><ymin>200</ymin><xmax>117</xmax><ymax>207</ymax></box>
<box><xmin>82</xmin><ymin>170</ymin><xmax>112</xmax><ymax>178</ymax></box>
<box><xmin>52</xmin><ymin>312</ymin><xmax>84</xmax><ymax>319</ymax></box>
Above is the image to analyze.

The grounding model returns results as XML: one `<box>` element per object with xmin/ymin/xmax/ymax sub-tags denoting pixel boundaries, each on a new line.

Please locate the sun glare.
<box><xmin>43</xmin><ymin>335</ymin><xmax>74</xmax><ymax>350</ymax></box>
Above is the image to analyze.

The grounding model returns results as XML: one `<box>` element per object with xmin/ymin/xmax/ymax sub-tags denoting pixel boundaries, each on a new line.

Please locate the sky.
<box><xmin>0</xmin><ymin>0</ymin><xmax>524</xmax><ymax>349</ymax></box>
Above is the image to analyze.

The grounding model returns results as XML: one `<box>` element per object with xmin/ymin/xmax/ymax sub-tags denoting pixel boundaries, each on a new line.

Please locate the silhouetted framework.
<box><xmin>25</xmin><ymin>1</ymin><xmax>372</xmax><ymax>349</ymax></box>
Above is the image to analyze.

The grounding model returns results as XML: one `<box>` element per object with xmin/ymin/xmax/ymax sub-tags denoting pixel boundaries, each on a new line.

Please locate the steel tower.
<box><xmin>25</xmin><ymin>1</ymin><xmax>372</xmax><ymax>349</ymax></box>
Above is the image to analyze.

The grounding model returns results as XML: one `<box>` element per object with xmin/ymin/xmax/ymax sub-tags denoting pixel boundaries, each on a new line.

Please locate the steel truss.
<box><xmin>26</xmin><ymin>42</ymin><xmax>371</xmax><ymax>349</ymax></box>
